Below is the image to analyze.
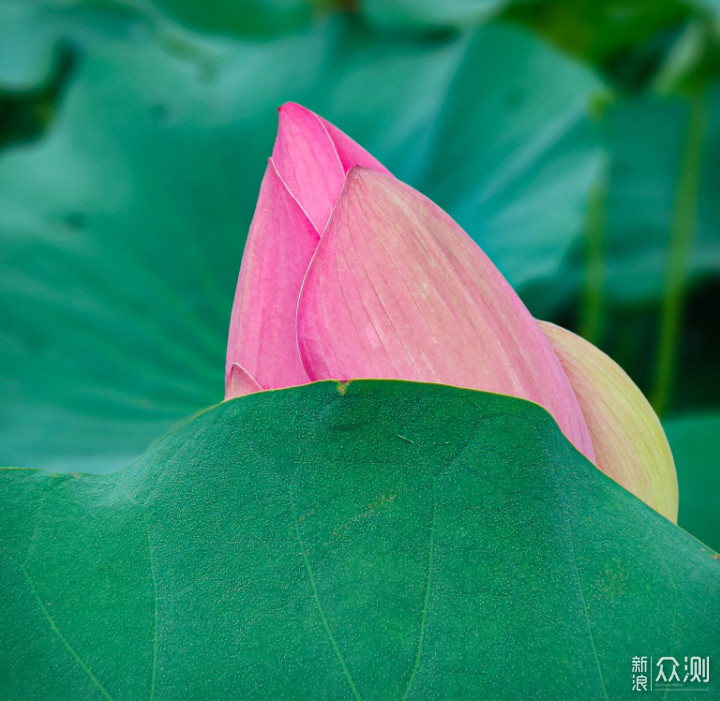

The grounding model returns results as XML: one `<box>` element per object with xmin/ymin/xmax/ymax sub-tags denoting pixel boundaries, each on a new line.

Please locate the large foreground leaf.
<box><xmin>1</xmin><ymin>382</ymin><xmax>718</xmax><ymax>699</ymax></box>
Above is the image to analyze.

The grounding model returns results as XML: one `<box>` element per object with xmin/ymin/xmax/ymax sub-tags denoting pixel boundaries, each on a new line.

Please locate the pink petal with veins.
<box><xmin>296</xmin><ymin>167</ymin><xmax>595</xmax><ymax>460</ymax></box>
<box><xmin>272</xmin><ymin>103</ymin><xmax>346</xmax><ymax>232</ymax></box>
<box><xmin>225</xmin><ymin>160</ymin><xmax>318</xmax><ymax>396</ymax></box>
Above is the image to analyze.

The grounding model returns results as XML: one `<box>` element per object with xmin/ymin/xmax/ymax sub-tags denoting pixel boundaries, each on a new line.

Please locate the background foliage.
<box><xmin>0</xmin><ymin>0</ymin><xmax>718</xmax><ymax>551</ymax></box>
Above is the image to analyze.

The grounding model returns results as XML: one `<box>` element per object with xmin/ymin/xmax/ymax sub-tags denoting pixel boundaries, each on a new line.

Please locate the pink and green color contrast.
<box><xmin>226</xmin><ymin>103</ymin><xmax>678</xmax><ymax>523</ymax></box>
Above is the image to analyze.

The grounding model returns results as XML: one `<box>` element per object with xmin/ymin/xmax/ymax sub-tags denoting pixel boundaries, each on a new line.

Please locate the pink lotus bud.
<box><xmin>227</xmin><ymin>103</ymin><xmax>677</xmax><ymax>519</ymax></box>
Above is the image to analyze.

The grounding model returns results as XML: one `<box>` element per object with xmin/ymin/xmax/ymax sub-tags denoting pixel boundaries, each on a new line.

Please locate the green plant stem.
<box><xmin>651</xmin><ymin>89</ymin><xmax>707</xmax><ymax>416</ymax></box>
<box><xmin>579</xmin><ymin>166</ymin><xmax>609</xmax><ymax>346</ymax></box>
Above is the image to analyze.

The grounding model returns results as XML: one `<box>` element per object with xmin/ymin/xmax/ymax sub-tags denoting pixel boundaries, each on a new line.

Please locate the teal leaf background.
<box><xmin>665</xmin><ymin>412</ymin><xmax>720</xmax><ymax>551</ymax></box>
<box><xmin>599</xmin><ymin>88</ymin><xmax>720</xmax><ymax>306</ymax></box>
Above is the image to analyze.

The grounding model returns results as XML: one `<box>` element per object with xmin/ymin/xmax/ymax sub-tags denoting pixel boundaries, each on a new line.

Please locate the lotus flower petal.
<box><xmin>296</xmin><ymin>167</ymin><xmax>595</xmax><ymax>460</ymax></box>
<box><xmin>225</xmin><ymin>160</ymin><xmax>317</xmax><ymax>398</ymax></box>
<box><xmin>539</xmin><ymin>321</ymin><xmax>678</xmax><ymax>522</ymax></box>
<box><xmin>272</xmin><ymin>103</ymin><xmax>346</xmax><ymax>232</ymax></box>
<box><xmin>226</xmin><ymin>362</ymin><xmax>263</xmax><ymax>398</ymax></box>
<box><xmin>272</xmin><ymin>103</ymin><xmax>391</xmax><ymax>231</ymax></box>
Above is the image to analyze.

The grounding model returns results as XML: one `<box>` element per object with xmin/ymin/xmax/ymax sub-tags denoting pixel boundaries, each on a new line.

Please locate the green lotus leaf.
<box><xmin>1</xmin><ymin>382</ymin><xmax>718</xmax><ymax>699</ymax></box>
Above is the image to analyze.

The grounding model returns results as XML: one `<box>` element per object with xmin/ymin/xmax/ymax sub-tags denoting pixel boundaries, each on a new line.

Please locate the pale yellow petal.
<box><xmin>539</xmin><ymin>321</ymin><xmax>678</xmax><ymax>522</ymax></box>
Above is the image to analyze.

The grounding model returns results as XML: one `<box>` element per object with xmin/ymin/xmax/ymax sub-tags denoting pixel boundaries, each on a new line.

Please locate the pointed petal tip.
<box><xmin>225</xmin><ymin>363</ymin><xmax>264</xmax><ymax>400</ymax></box>
<box><xmin>274</xmin><ymin>103</ymin><xmax>324</xmax><ymax>142</ymax></box>
<box><xmin>278</xmin><ymin>101</ymin><xmax>308</xmax><ymax>113</ymax></box>
<box><xmin>278</xmin><ymin>101</ymin><xmax>294</xmax><ymax>113</ymax></box>
<box><xmin>346</xmin><ymin>164</ymin><xmax>374</xmax><ymax>179</ymax></box>
<box><xmin>342</xmin><ymin>165</ymin><xmax>393</xmax><ymax>195</ymax></box>
<box><xmin>276</xmin><ymin>102</ymin><xmax>319</xmax><ymax>127</ymax></box>
<box><xmin>271</xmin><ymin>102</ymin><xmax>344</xmax><ymax>231</ymax></box>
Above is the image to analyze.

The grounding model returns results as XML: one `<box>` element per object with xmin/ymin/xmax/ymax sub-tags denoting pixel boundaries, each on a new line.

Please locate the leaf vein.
<box><xmin>119</xmin><ymin>483</ymin><xmax>160</xmax><ymax>701</ymax></box>
<box><xmin>564</xmin><ymin>518</ymin><xmax>610</xmax><ymax>701</ymax></box>
<box><xmin>139</xmin><ymin>503</ymin><xmax>160</xmax><ymax>701</ymax></box>
<box><xmin>401</xmin><ymin>475</ymin><xmax>437</xmax><ymax>700</ymax></box>
<box><xmin>4</xmin><ymin>552</ymin><xmax>115</xmax><ymax>701</ymax></box>
<box><xmin>289</xmin><ymin>487</ymin><xmax>362</xmax><ymax>701</ymax></box>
